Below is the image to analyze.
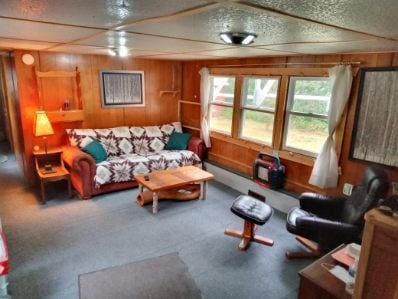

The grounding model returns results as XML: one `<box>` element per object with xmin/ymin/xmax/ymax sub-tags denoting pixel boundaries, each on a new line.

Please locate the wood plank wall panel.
<box><xmin>13</xmin><ymin>50</ymin><xmax>181</xmax><ymax>183</ymax></box>
<box><xmin>181</xmin><ymin>53</ymin><xmax>398</xmax><ymax>195</ymax></box>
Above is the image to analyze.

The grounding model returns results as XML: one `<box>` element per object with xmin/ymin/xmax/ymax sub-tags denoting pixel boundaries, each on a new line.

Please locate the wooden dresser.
<box><xmin>354</xmin><ymin>209</ymin><xmax>398</xmax><ymax>298</ymax></box>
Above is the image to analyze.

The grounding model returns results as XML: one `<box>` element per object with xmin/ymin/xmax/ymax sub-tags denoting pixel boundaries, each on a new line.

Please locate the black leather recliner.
<box><xmin>286</xmin><ymin>165</ymin><xmax>389</xmax><ymax>258</ymax></box>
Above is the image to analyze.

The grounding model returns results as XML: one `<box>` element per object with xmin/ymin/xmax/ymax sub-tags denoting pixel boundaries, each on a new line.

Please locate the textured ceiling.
<box><xmin>248</xmin><ymin>0</ymin><xmax>398</xmax><ymax>39</ymax></box>
<box><xmin>0</xmin><ymin>0</ymin><xmax>397</xmax><ymax>60</ymax></box>
<box><xmin>126</xmin><ymin>4</ymin><xmax>371</xmax><ymax>45</ymax></box>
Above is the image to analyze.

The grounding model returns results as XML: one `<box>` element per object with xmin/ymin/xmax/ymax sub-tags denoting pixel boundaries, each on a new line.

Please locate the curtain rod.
<box><xmin>211</xmin><ymin>61</ymin><xmax>362</xmax><ymax>68</ymax></box>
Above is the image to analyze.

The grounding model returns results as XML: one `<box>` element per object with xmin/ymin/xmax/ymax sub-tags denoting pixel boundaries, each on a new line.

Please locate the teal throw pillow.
<box><xmin>82</xmin><ymin>140</ymin><xmax>107</xmax><ymax>163</ymax></box>
<box><xmin>165</xmin><ymin>132</ymin><xmax>192</xmax><ymax>150</ymax></box>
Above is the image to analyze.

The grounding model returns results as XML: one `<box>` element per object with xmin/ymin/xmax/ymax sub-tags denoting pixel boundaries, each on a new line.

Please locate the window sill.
<box><xmin>210</xmin><ymin>131</ymin><xmax>315</xmax><ymax>167</ymax></box>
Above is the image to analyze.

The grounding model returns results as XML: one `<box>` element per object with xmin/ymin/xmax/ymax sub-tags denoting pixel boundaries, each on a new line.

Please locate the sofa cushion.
<box><xmin>94</xmin><ymin>150</ymin><xmax>202</xmax><ymax>187</ymax></box>
<box><xmin>82</xmin><ymin>140</ymin><xmax>107</xmax><ymax>164</ymax></box>
<box><xmin>165</xmin><ymin>132</ymin><xmax>192</xmax><ymax>150</ymax></box>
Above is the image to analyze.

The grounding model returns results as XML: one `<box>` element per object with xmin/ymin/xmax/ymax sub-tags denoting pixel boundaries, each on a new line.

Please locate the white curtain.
<box><xmin>199</xmin><ymin>67</ymin><xmax>211</xmax><ymax>147</ymax></box>
<box><xmin>309</xmin><ymin>65</ymin><xmax>353</xmax><ymax>188</ymax></box>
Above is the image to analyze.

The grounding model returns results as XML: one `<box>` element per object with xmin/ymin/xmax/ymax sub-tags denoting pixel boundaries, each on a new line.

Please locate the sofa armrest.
<box><xmin>299</xmin><ymin>192</ymin><xmax>345</xmax><ymax>219</ymax></box>
<box><xmin>63</xmin><ymin>146</ymin><xmax>96</xmax><ymax>173</ymax></box>
<box><xmin>188</xmin><ymin>137</ymin><xmax>207</xmax><ymax>161</ymax></box>
<box><xmin>62</xmin><ymin>146</ymin><xmax>96</xmax><ymax>199</ymax></box>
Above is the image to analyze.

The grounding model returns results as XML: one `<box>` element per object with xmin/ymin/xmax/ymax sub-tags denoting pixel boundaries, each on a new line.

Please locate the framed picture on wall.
<box><xmin>350</xmin><ymin>67</ymin><xmax>398</xmax><ymax>168</ymax></box>
<box><xmin>99</xmin><ymin>70</ymin><xmax>145</xmax><ymax>108</ymax></box>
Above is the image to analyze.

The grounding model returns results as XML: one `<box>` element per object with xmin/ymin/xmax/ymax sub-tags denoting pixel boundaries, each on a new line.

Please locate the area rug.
<box><xmin>79</xmin><ymin>253</ymin><xmax>202</xmax><ymax>299</ymax></box>
<box><xmin>0</xmin><ymin>155</ymin><xmax>7</xmax><ymax>163</ymax></box>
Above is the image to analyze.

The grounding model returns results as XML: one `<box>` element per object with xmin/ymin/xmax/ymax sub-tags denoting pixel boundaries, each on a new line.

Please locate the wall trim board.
<box><xmin>204</xmin><ymin>162</ymin><xmax>298</xmax><ymax>214</ymax></box>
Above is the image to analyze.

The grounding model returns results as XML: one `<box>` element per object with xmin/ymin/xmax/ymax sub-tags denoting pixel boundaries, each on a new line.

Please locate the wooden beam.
<box><xmin>273</xmin><ymin>75</ymin><xmax>288</xmax><ymax>150</ymax></box>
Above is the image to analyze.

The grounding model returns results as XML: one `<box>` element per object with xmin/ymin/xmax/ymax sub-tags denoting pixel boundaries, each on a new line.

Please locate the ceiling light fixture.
<box><xmin>219</xmin><ymin>32</ymin><xmax>257</xmax><ymax>45</ymax></box>
<box><xmin>118</xmin><ymin>46</ymin><xmax>129</xmax><ymax>57</ymax></box>
<box><xmin>119</xmin><ymin>37</ymin><xmax>126</xmax><ymax>46</ymax></box>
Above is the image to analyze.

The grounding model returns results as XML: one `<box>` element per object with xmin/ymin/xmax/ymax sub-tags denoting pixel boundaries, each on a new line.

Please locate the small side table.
<box><xmin>298</xmin><ymin>244</ymin><xmax>351</xmax><ymax>299</ymax></box>
<box><xmin>33</xmin><ymin>147</ymin><xmax>72</xmax><ymax>204</ymax></box>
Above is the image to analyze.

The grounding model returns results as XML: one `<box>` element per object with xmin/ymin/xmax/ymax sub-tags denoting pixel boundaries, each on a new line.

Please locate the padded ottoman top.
<box><xmin>231</xmin><ymin>195</ymin><xmax>273</xmax><ymax>225</ymax></box>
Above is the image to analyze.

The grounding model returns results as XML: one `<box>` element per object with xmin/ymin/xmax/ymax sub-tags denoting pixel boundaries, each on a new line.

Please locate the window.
<box><xmin>209</xmin><ymin>76</ymin><xmax>235</xmax><ymax>135</ymax></box>
<box><xmin>240</xmin><ymin>77</ymin><xmax>279</xmax><ymax>145</ymax></box>
<box><xmin>283</xmin><ymin>77</ymin><xmax>332</xmax><ymax>156</ymax></box>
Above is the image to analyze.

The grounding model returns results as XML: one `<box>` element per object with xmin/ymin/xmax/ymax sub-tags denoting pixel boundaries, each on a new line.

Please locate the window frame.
<box><xmin>208</xmin><ymin>75</ymin><xmax>236</xmax><ymax>136</ymax></box>
<box><xmin>282</xmin><ymin>76</ymin><xmax>331</xmax><ymax>157</ymax></box>
<box><xmin>238</xmin><ymin>75</ymin><xmax>280</xmax><ymax>146</ymax></box>
<box><xmin>201</xmin><ymin>67</ymin><xmax>344</xmax><ymax>167</ymax></box>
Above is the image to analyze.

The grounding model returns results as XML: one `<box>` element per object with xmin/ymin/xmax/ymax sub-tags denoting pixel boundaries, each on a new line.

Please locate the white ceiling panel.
<box><xmin>0</xmin><ymin>18</ymin><xmax>101</xmax><ymax>43</ymax></box>
<box><xmin>248</xmin><ymin>0</ymin><xmax>398</xmax><ymax>39</ymax></box>
<box><xmin>0</xmin><ymin>0</ymin><xmax>212</xmax><ymax>29</ymax></box>
<box><xmin>76</xmin><ymin>31</ymin><xmax>234</xmax><ymax>53</ymax></box>
<box><xmin>263</xmin><ymin>39</ymin><xmax>398</xmax><ymax>55</ymax></box>
<box><xmin>194</xmin><ymin>47</ymin><xmax>295</xmax><ymax>58</ymax></box>
<box><xmin>0</xmin><ymin>38</ymin><xmax>56</xmax><ymax>50</ymax></box>
<box><xmin>125</xmin><ymin>4</ymin><xmax>371</xmax><ymax>46</ymax></box>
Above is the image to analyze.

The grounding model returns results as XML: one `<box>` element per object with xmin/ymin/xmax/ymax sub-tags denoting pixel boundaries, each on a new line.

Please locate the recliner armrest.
<box><xmin>299</xmin><ymin>192</ymin><xmax>346</xmax><ymax>219</ymax></box>
<box><xmin>297</xmin><ymin>216</ymin><xmax>359</xmax><ymax>238</ymax></box>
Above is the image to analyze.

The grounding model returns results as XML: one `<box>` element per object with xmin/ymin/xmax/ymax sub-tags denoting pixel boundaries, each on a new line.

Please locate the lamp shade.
<box><xmin>34</xmin><ymin>111</ymin><xmax>54</xmax><ymax>137</ymax></box>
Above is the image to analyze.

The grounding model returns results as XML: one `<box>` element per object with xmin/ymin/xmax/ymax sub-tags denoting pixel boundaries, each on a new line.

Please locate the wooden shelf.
<box><xmin>46</xmin><ymin>110</ymin><xmax>84</xmax><ymax>123</ymax></box>
<box><xmin>36</xmin><ymin>70</ymin><xmax>78</xmax><ymax>78</ymax></box>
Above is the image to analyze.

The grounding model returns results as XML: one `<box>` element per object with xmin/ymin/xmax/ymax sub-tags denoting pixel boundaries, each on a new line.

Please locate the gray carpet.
<box><xmin>79</xmin><ymin>253</ymin><xmax>202</xmax><ymax>299</ymax></box>
<box><xmin>0</xmin><ymin>146</ymin><xmax>310</xmax><ymax>299</ymax></box>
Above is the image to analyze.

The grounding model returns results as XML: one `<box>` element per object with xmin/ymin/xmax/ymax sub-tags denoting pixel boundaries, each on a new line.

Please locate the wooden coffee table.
<box><xmin>134</xmin><ymin>166</ymin><xmax>214</xmax><ymax>214</ymax></box>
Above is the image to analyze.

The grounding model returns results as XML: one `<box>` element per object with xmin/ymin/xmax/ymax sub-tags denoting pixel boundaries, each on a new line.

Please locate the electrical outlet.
<box><xmin>392</xmin><ymin>182</ymin><xmax>398</xmax><ymax>195</ymax></box>
<box><xmin>343</xmin><ymin>183</ymin><xmax>353</xmax><ymax>196</ymax></box>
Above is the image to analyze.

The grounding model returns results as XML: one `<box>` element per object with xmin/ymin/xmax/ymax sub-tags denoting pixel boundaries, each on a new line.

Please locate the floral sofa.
<box><xmin>62</xmin><ymin>122</ymin><xmax>206</xmax><ymax>199</ymax></box>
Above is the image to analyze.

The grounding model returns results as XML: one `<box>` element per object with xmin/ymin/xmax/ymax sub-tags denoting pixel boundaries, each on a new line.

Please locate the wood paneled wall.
<box><xmin>13</xmin><ymin>50</ymin><xmax>181</xmax><ymax>183</ymax></box>
<box><xmin>180</xmin><ymin>53</ymin><xmax>398</xmax><ymax>195</ymax></box>
<box><xmin>0</xmin><ymin>54</ymin><xmax>25</xmax><ymax>172</ymax></box>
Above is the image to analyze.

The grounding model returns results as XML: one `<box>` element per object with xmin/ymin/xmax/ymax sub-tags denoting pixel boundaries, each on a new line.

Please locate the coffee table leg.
<box><xmin>200</xmin><ymin>181</ymin><xmax>208</xmax><ymax>200</ymax></box>
<box><xmin>138</xmin><ymin>184</ymin><xmax>143</xmax><ymax>193</ymax></box>
<box><xmin>152</xmin><ymin>192</ymin><xmax>158</xmax><ymax>214</ymax></box>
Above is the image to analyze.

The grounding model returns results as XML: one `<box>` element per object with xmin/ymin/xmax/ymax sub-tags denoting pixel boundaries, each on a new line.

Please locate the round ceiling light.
<box><xmin>22</xmin><ymin>53</ymin><xmax>35</xmax><ymax>65</ymax></box>
<box><xmin>219</xmin><ymin>32</ymin><xmax>257</xmax><ymax>45</ymax></box>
